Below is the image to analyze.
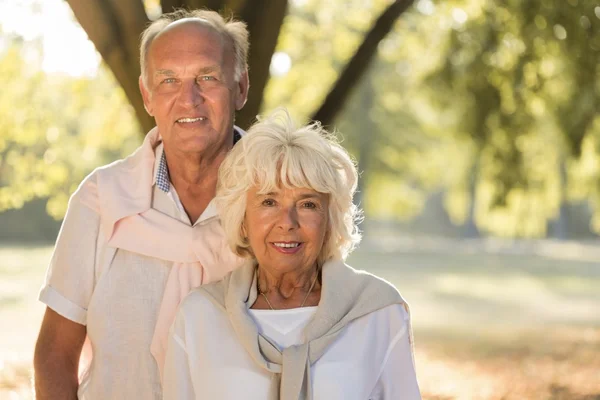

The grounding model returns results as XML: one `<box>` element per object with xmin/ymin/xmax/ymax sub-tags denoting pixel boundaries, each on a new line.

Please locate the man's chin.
<box><xmin>172</xmin><ymin>139</ymin><xmax>211</xmax><ymax>155</ymax></box>
<box><xmin>168</xmin><ymin>135</ymin><xmax>230</xmax><ymax>158</ymax></box>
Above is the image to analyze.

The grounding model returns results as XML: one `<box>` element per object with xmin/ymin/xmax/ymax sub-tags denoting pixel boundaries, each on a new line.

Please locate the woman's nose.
<box><xmin>277</xmin><ymin>206</ymin><xmax>299</xmax><ymax>230</ymax></box>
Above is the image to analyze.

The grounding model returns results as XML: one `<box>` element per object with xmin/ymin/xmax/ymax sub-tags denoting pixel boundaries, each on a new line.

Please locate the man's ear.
<box><xmin>139</xmin><ymin>76</ymin><xmax>153</xmax><ymax>116</ymax></box>
<box><xmin>235</xmin><ymin>68</ymin><xmax>250</xmax><ymax>111</ymax></box>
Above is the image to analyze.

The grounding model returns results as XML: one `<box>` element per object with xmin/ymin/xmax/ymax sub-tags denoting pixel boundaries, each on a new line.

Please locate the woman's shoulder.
<box><xmin>366</xmin><ymin>303</ymin><xmax>410</xmax><ymax>328</ymax></box>
<box><xmin>345</xmin><ymin>303</ymin><xmax>411</xmax><ymax>356</ymax></box>
<box><xmin>178</xmin><ymin>285</ymin><xmax>227</xmax><ymax>319</ymax></box>
<box><xmin>330</xmin><ymin>260</ymin><xmax>406</xmax><ymax>300</ymax></box>
<box><xmin>347</xmin><ymin>263</ymin><xmax>400</xmax><ymax>288</ymax></box>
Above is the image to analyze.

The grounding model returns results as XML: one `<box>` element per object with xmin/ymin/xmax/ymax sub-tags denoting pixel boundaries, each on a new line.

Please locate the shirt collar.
<box><xmin>153</xmin><ymin>127</ymin><xmax>244</xmax><ymax>194</ymax></box>
<box><xmin>154</xmin><ymin>144</ymin><xmax>170</xmax><ymax>193</ymax></box>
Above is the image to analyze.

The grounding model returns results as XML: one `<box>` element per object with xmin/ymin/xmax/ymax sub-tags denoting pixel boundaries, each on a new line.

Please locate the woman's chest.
<box><xmin>188</xmin><ymin>316</ymin><xmax>384</xmax><ymax>399</ymax></box>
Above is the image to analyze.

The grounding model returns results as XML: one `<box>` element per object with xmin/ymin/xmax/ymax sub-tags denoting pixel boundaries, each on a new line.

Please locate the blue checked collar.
<box><xmin>155</xmin><ymin>149</ymin><xmax>170</xmax><ymax>193</ymax></box>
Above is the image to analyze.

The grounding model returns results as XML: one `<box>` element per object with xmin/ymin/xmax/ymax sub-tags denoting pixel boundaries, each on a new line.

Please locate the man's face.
<box><xmin>140</xmin><ymin>20</ymin><xmax>248</xmax><ymax>157</ymax></box>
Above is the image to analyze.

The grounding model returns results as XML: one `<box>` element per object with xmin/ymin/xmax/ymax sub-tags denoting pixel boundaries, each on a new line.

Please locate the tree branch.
<box><xmin>311</xmin><ymin>0</ymin><xmax>415</xmax><ymax>126</ymax></box>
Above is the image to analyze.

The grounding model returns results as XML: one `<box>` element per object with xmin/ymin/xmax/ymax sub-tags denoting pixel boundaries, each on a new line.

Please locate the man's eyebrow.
<box><xmin>155</xmin><ymin>69</ymin><xmax>175</xmax><ymax>76</ymax></box>
<box><xmin>197</xmin><ymin>66</ymin><xmax>221</xmax><ymax>74</ymax></box>
<box><xmin>154</xmin><ymin>67</ymin><xmax>223</xmax><ymax>77</ymax></box>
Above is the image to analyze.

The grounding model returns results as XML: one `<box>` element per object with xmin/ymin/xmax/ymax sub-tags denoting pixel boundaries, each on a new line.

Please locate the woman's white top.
<box><xmin>163</xmin><ymin>291</ymin><xmax>421</xmax><ymax>399</ymax></box>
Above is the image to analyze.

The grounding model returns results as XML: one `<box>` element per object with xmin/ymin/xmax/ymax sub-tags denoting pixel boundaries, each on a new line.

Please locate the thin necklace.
<box><xmin>257</xmin><ymin>268</ymin><xmax>319</xmax><ymax>310</ymax></box>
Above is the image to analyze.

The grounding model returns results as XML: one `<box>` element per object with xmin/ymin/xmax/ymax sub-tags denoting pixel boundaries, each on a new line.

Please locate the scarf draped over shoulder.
<box><xmin>92</xmin><ymin>127</ymin><xmax>244</xmax><ymax>378</ymax></box>
<box><xmin>200</xmin><ymin>259</ymin><xmax>414</xmax><ymax>400</ymax></box>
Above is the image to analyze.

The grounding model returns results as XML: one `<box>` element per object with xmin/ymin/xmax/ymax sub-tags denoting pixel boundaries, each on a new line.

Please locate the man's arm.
<box><xmin>34</xmin><ymin>307</ymin><xmax>86</xmax><ymax>400</ymax></box>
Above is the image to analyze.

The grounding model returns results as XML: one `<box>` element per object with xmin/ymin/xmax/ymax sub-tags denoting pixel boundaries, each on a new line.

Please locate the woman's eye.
<box><xmin>261</xmin><ymin>199</ymin><xmax>275</xmax><ymax>206</ymax></box>
<box><xmin>302</xmin><ymin>201</ymin><xmax>317</xmax><ymax>209</ymax></box>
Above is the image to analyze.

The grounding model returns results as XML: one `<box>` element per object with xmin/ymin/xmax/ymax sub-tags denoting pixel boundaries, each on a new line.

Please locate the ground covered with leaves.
<box><xmin>1</xmin><ymin>241</ymin><xmax>598</xmax><ymax>399</ymax></box>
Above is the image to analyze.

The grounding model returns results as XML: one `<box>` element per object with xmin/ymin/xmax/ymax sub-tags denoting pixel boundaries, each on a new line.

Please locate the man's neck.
<box><xmin>164</xmin><ymin>148</ymin><xmax>228</xmax><ymax>223</ymax></box>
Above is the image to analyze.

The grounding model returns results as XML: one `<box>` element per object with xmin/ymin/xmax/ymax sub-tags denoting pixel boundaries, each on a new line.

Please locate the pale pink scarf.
<box><xmin>81</xmin><ymin>127</ymin><xmax>244</xmax><ymax>381</ymax></box>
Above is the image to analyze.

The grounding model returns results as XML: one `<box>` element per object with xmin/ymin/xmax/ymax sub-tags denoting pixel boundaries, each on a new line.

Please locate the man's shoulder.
<box><xmin>94</xmin><ymin>146</ymin><xmax>147</xmax><ymax>176</ymax></box>
<box><xmin>70</xmin><ymin>145</ymin><xmax>145</xmax><ymax>211</ymax></box>
<box><xmin>68</xmin><ymin>169</ymin><xmax>100</xmax><ymax>212</ymax></box>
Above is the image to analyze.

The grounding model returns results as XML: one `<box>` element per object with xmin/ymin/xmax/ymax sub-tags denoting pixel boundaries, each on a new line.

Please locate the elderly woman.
<box><xmin>162</xmin><ymin>109</ymin><xmax>421</xmax><ymax>399</ymax></box>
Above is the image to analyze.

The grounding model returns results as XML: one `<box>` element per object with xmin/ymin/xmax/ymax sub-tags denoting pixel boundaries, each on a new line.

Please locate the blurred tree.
<box><xmin>265</xmin><ymin>0</ymin><xmax>600</xmax><ymax>237</ymax></box>
<box><xmin>418</xmin><ymin>0</ymin><xmax>600</xmax><ymax>236</ymax></box>
<box><xmin>0</xmin><ymin>0</ymin><xmax>415</xmax><ymax>224</ymax></box>
<box><xmin>2</xmin><ymin>0</ymin><xmax>598</xmax><ymax>240</ymax></box>
<box><xmin>0</xmin><ymin>37</ymin><xmax>141</xmax><ymax>218</ymax></box>
<box><xmin>263</xmin><ymin>0</ymin><xmax>452</xmax><ymax>227</ymax></box>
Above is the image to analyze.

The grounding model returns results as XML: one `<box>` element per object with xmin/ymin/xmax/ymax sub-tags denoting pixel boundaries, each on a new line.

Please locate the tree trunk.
<box><xmin>65</xmin><ymin>0</ymin><xmax>154</xmax><ymax>132</ymax></box>
<box><xmin>353</xmin><ymin>76</ymin><xmax>376</xmax><ymax>234</ymax></box>
<box><xmin>235</xmin><ymin>1</ymin><xmax>288</xmax><ymax>129</ymax></box>
<box><xmin>548</xmin><ymin>157</ymin><xmax>568</xmax><ymax>239</ymax></box>
<box><xmin>463</xmin><ymin>154</ymin><xmax>480</xmax><ymax>238</ymax></box>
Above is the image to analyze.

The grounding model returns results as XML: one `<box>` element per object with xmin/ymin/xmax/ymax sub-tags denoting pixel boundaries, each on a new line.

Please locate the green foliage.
<box><xmin>417</xmin><ymin>0</ymin><xmax>600</xmax><ymax>236</ymax></box>
<box><xmin>2</xmin><ymin>0</ymin><xmax>599</xmax><ymax>238</ymax></box>
<box><xmin>0</xmin><ymin>38</ymin><xmax>141</xmax><ymax>219</ymax></box>
<box><xmin>265</xmin><ymin>0</ymin><xmax>600</xmax><ymax>237</ymax></box>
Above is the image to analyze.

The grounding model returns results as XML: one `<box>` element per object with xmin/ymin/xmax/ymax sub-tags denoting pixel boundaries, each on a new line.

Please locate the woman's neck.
<box><xmin>254</xmin><ymin>264</ymin><xmax>321</xmax><ymax>309</ymax></box>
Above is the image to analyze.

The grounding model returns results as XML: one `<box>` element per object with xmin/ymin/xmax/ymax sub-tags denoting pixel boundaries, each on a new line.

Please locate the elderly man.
<box><xmin>33</xmin><ymin>10</ymin><xmax>249</xmax><ymax>400</ymax></box>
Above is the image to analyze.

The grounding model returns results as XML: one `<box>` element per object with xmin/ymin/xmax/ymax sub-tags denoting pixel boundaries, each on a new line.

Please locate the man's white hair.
<box><xmin>216</xmin><ymin>108</ymin><xmax>362</xmax><ymax>266</ymax></box>
<box><xmin>139</xmin><ymin>9</ymin><xmax>249</xmax><ymax>87</ymax></box>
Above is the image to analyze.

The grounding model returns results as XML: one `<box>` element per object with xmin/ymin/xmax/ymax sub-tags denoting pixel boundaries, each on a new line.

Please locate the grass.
<box><xmin>0</xmin><ymin>241</ymin><xmax>599</xmax><ymax>399</ymax></box>
<box><xmin>0</xmin><ymin>245</ymin><xmax>50</xmax><ymax>400</ymax></box>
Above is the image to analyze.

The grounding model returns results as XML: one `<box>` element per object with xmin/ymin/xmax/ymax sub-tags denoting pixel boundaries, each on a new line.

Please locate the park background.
<box><xmin>0</xmin><ymin>0</ymin><xmax>599</xmax><ymax>398</ymax></box>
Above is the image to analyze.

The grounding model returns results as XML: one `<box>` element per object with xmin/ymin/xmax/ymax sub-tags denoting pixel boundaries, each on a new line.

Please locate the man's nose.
<box><xmin>179</xmin><ymin>80</ymin><xmax>203</xmax><ymax>107</ymax></box>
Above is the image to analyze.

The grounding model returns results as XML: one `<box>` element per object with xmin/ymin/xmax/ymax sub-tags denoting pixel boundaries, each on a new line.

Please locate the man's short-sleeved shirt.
<box><xmin>38</xmin><ymin>129</ymin><xmax>241</xmax><ymax>399</ymax></box>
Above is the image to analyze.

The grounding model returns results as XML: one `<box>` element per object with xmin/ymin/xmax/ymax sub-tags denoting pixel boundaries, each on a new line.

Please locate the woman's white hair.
<box><xmin>216</xmin><ymin>108</ymin><xmax>362</xmax><ymax>265</ymax></box>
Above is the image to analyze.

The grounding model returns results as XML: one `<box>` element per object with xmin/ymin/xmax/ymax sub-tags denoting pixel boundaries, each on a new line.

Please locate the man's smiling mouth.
<box><xmin>176</xmin><ymin>117</ymin><xmax>207</xmax><ymax>123</ymax></box>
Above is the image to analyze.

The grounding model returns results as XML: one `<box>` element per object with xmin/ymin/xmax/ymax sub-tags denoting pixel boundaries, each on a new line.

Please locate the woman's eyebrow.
<box><xmin>297</xmin><ymin>193</ymin><xmax>320</xmax><ymax>200</ymax></box>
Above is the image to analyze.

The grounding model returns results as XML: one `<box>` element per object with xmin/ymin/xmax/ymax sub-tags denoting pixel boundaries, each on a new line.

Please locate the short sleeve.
<box><xmin>38</xmin><ymin>173</ymin><xmax>101</xmax><ymax>325</ymax></box>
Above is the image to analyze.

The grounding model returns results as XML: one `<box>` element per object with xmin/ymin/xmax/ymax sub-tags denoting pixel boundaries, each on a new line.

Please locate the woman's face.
<box><xmin>244</xmin><ymin>185</ymin><xmax>329</xmax><ymax>275</ymax></box>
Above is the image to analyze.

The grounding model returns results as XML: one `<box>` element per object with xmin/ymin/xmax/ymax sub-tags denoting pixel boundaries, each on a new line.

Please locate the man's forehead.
<box><xmin>156</xmin><ymin>18</ymin><xmax>218</xmax><ymax>40</ymax></box>
<box><xmin>145</xmin><ymin>17</ymin><xmax>236</xmax><ymax>80</ymax></box>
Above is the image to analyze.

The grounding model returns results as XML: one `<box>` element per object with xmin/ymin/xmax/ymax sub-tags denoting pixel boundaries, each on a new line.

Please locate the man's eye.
<box><xmin>199</xmin><ymin>75</ymin><xmax>216</xmax><ymax>81</ymax></box>
<box><xmin>161</xmin><ymin>78</ymin><xmax>176</xmax><ymax>84</ymax></box>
